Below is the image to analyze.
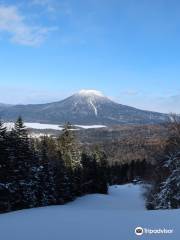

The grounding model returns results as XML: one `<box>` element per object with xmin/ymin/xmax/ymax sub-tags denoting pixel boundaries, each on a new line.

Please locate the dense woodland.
<box><xmin>0</xmin><ymin>118</ymin><xmax>108</xmax><ymax>213</ymax></box>
<box><xmin>30</xmin><ymin>124</ymin><xmax>167</xmax><ymax>164</ymax></box>
<box><xmin>0</xmin><ymin>117</ymin><xmax>179</xmax><ymax>213</ymax></box>
<box><xmin>0</xmin><ymin>118</ymin><xmax>149</xmax><ymax>213</ymax></box>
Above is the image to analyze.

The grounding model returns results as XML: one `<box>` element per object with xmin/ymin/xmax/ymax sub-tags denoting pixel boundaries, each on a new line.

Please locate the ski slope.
<box><xmin>0</xmin><ymin>184</ymin><xmax>179</xmax><ymax>240</ymax></box>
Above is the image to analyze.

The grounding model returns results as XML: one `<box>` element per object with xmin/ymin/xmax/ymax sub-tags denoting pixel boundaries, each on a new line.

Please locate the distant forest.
<box><xmin>0</xmin><ymin>117</ymin><xmax>179</xmax><ymax>213</ymax></box>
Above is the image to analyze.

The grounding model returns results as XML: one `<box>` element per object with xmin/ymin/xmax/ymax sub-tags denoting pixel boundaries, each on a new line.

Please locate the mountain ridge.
<box><xmin>0</xmin><ymin>90</ymin><xmax>169</xmax><ymax>125</ymax></box>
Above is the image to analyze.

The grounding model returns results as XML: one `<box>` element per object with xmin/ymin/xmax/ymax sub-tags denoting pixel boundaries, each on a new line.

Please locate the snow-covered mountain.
<box><xmin>0</xmin><ymin>89</ymin><xmax>169</xmax><ymax>125</ymax></box>
<box><xmin>0</xmin><ymin>103</ymin><xmax>12</xmax><ymax>108</ymax></box>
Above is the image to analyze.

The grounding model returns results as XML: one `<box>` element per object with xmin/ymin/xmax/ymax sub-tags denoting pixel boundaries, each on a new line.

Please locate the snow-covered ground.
<box><xmin>75</xmin><ymin>124</ymin><xmax>106</xmax><ymax>129</ymax></box>
<box><xmin>4</xmin><ymin>122</ymin><xmax>106</xmax><ymax>130</ymax></box>
<box><xmin>0</xmin><ymin>184</ymin><xmax>179</xmax><ymax>240</ymax></box>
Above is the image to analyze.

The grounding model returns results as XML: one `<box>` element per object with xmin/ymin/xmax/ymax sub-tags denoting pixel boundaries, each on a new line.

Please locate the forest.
<box><xmin>0</xmin><ymin>117</ymin><xmax>149</xmax><ymax>213</ymax></box>
<box><xmin>0</xmin><ymin>117</ymin><xmax>179</xmax><ymax>213</ymax></box>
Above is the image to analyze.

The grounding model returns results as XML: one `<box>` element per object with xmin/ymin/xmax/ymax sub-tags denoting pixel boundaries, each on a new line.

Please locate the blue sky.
<box><xmin>0</xmin><ymin>0</ymin><xmax>180</xmax><ymax>113</ymax></box>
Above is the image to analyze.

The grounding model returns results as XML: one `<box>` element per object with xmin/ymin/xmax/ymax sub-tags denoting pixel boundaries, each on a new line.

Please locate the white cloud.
<box><xmin>31</xmin><ymin>0</ymin><xmax>72</xmax><ymax>16</ymax></box>
<box><xmin>0</xmin><ymin>5</ymin><xmax>56</xmax><ymax>46</ymax></box>
<box><xmin>31</xmin><ymin>0</ymin><xmax>56</xmax><ymax>12</ymax></box>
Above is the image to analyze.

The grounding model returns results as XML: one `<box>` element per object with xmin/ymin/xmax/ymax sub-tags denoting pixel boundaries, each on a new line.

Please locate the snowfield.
<box><xmin>0</xmin><ymin>184</ymin><xmax>179</xmax><ymax>240</ymax></box>
<box><xmin>4</xmin><ymin>122</ymin><xmax>106</xmax><ymax>130</ymax></box>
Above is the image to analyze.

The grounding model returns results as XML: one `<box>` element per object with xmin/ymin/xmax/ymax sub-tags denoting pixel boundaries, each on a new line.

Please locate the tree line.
<box><xmin>107</xmin><ymin>159</ymin><xmax>153</xmax><ymax>185</ymax></box>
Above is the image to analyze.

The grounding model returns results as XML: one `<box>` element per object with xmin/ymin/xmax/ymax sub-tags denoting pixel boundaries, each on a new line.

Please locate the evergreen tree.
<box><xmin>95</xmin><ymin>151</ymin><xmax>108</xmax><ymax>194</ymax></box>
<box><xmin>81</xmin><ymin>150</ymin><xmax>108</xmax><ymax>195</ymax></box>
<box><xmin>8</xmin><ymin>117</ymin><xmax>37</xmax><ymax>210</ymax></box>
<box><xmin>154</xmin><ymin>152</ymin><xmax>180</xmax><ymax>209</ymax></box>
<box><xmin>58</xmin><ymin>123</ymin><xmax>82</xmax><ymax>197</ymax></box>
<box><xmin>37</xmin><ymin>136</ymin><xmax>58</xmax><ymax>206</ymax></box>
<box><xmin>0</xmin><ymin>121</ymin><xmax>11</xmax><ymax>212</ymax></box>
<box><xmin>146</xmin><ymin>116</ymin><xmax>180</xmax><ymax>210</ymax></box>
<box><xmin>58</xmin><ymin>123</ymin><xmax>81</xmax><ymax>169</ymax></box>
<box><xmin>0</xmin><ymin>121</ymin><xmax>8</xmax><ymax>180</ymax></box>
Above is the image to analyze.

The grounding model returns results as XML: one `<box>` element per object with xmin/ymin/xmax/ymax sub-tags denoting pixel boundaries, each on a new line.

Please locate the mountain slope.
<box><xmin>0</xmin><ymin>90</ymin><xmax>169</xmax><ymax>125</ymax></box>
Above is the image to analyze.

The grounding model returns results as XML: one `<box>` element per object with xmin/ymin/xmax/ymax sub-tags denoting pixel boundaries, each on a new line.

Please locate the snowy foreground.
<box><xmin>0</xmin><ymin>184</ymin><xmax>179</xmax><ymax>240</ymax></box>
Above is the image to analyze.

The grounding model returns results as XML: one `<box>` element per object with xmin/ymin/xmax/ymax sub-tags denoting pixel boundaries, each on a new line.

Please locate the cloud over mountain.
<box><xmin>0</xmin><ymin>4</ymin><xmax>57</xmax><ymax>46</ymax></box>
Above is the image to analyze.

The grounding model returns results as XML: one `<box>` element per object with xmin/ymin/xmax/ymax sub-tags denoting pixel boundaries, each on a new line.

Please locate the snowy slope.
<box><xmin>0</xmin><ymin>184</ymin><xmax>179</xmax><ymax>240</ymax></box>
